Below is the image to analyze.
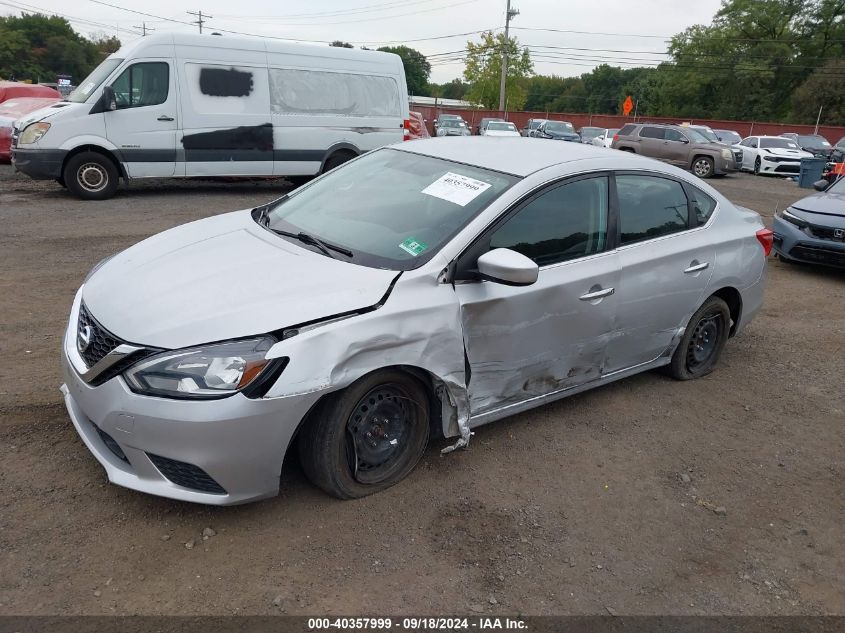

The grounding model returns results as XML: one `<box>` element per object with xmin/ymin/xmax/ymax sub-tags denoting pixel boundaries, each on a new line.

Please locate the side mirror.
<box><xmin>813</xmin><ymin>179</ymin><xmax>829</xmax><ymax>192</ymax></box>
<box><xmin>102</xmin><ymin>85</ymin><xmax>117</xmax><ymax>111</ymax></box>
<box><xmin>477</xmin><ymin>248</ymin><xmax>539</xmax><ymax>286</ymax></box>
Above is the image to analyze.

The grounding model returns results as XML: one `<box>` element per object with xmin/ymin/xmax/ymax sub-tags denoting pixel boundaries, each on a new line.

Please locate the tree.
<box><xmin>377</xmin><ymin>45</ymin><xmax>431</xmax><ymax>96</ymax></box>
<box><xmin>791</xmin><ymin>59</ymin><xmax>845</xmax><ymax>125</ymax></box>
<box><xmin>433</xmin><ymin>78</ymin><xmax>469</xmax><ymax>100</ymax></box>
<box><xmin>462</xmin><ymin>31</ymin><xmax>533</xmax><ymax>110</ymax></box>
<box><xmin>330</xmin><ymin>41</ymin><xmax>353</xmax><ymax>48</ymax></box>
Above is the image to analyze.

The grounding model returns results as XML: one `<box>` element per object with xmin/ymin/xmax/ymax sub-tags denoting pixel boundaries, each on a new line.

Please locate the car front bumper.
<box><xmin>772</xmin><ymin>215</ymin><xmax>845</xmax><ymax>268</ymax></box>
<box><xmin>12</xmin><ymin>147</ymin><xmax>67</xmax><ymax>179</ymax></box>
<box><xmin>60</xmin><ymin>298</ymin><xmax>323</xmax><ymax>505</ymax></box>
<box><xmin>757</xmin><ymin>157</ymin><xmax>802</xmax><ymax>175</ymax></box>
<box><xmin>715</xmin><ymin>156</ymin><xmax>741</xmax><ymax>174</ymax></box>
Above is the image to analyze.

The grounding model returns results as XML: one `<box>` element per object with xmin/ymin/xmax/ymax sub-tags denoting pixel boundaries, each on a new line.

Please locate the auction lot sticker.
<box><xmin>422</xmin><ymin>172</ymin><xmax>492</xmax><ymax>206</ymax></box>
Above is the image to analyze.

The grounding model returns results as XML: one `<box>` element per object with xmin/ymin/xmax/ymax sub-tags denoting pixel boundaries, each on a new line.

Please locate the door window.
<box><xmin>617</xmin><ymin>175</ymin><xmax>689</xmax><ymax>245</ymax></box>
<box><xmin>687</xmin><ymin>185</ymin><xmax>717</xmax><ymax>225</ymax></box>
<box><xmin>489</xmin><ymin>177</ymin><xmax>609</xmax><ymax>266</ymax></box>
<box><xmin>111</xmin><ymin>62</ymin><xmax>169</xmax><ymax>108</ymax></box>
<box><xmin>664</xmin><ymin>128</ymin><xmax>686</xmax><ymax>142</ymax></box>
<box><xmin>639</xmin><ymin>127</ymin><xmax>664</xmax><ymax>139</ymax></box>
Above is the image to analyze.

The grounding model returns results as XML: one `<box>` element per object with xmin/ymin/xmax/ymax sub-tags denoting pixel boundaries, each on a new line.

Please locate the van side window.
<box><xmin>489</xmin><ymin>177</ymin><xmax>609</xmax><ymax>266</ymax></box>
<box><xmin>111</xmin><ymin>62</ymin><xmax>169</xmax><ymax>109</ymax></box>
<box><xmin>269</xmin><ymin>68</ymin><xmax>400</xmax><ymax>117</ymax></box>
<box><xmin>616</xmin><ymin>175</ymin><xmax>689</xmax><ymax>245</ymax></box>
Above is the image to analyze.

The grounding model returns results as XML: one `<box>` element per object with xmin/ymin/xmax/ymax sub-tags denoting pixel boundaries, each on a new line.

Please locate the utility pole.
<box><xmin>134</xmin><ymin>21</ymin><xmax>154</xmax><ymax>36</ymax></box>
<box><xmin>187</xmin><ymin>10</ymin><xmax>211</xmax><ymax>34</ymax></box>
<box><xmin>498</xmin><ymin>0</ymin><xmax>519</xmax><ymax>114</ymax></box>
<box><xmin>814</xmin><ymin>105</ymin><xmax>823</xmax><ymax>135</ymax></box>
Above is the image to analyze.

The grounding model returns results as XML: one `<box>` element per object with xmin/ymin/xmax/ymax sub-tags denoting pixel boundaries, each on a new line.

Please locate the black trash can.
<box><xmin>798</xmin><ymin>157</ymin><xmax>826</xmax><ymax>188</ymax></box>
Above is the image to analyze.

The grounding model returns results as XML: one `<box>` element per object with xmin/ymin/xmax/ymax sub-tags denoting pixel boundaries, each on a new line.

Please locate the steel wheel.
<box><xmin>76</xmin><ymin>162</ymin><xmax>109</xmax><ymax>193</ymax></box>
<box><xmin>63</xmin><ymin>151</ymin><xmax>119</xmax><ymax>200</ymax></box>
<box><xmin>686</xmin><ymin>313</ymin><xmax>724</xmax><ymax>371</ymax></box>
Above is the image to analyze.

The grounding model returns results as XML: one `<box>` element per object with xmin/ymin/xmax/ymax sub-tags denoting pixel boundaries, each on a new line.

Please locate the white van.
<box><xmin>12</xmin><ymin>32</ymin><xmax>410</xmax><ymax>199</ymax></box>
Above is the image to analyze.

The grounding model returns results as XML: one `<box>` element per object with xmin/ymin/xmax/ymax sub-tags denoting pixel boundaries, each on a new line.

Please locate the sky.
<box><xmin>1</xmin><ymin>0</ymin><xmax>724</xmax><ymax>84</ymax></box>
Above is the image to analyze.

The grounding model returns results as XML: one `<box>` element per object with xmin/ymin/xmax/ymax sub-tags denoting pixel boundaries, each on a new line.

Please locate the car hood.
<box><xmin>791</xmin><ymin>191</ymin><xmax>845</xmax><ymax>222</ymax></box>
<box><xmin>544</xmin><ymin>130</ymin><xmax>579</xmax><ymax>139</ymax></box>
<box><xmin>14</xmin><ymin>101</ymin><xmax>78</xmax><ymax>128</ymax></box>
<box><xmin>762</xmin><ymin>147</ymin><xmax>813</xmax><ymax>159</ymax></box>
<box><xmin>485</xmin><ymin>130</ymin><xmax>520</xmax><ymax>137</ymax></box>
<box><xmin>82</xmin><ymin>210</ymin><xmax>398</xmax><ymax>349</ymax></box>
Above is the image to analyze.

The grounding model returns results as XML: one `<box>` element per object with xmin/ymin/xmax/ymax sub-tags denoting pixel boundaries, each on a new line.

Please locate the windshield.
<box><xmin>717</xmin><ymin>130</ymin><xmax>742</xmax><ymax>144</ymax></box>
<box><xmin>545</xmin><ymin>121</ymin><xmax>574</xmax><ymax>133</ymax></box>
<box><xmin>265</xmin><ymin>148</ymin><xmax>519</xmax><ymax>270</ymax></box>
<box><xmin>683</xmin><ymin>128</ymin><xmax>711</xmax><ymax>143</ymax></box>
<box><xmin>761</xmin><ymin>138</ymin><xmax>799</xmax><ymax>149</ymax></box>
<box><xmin>441</xmin><ymin>120</ymin><xmax>465</xmax><ymax>128</ymax></box>
<box><xmin>797</xmin><ymin>135</ymin><xmax>831</xmax><ymax>148</ymax></box>
<box><xmin>691</xmin><ymin>127</ymin><xmax>718</xmax><ymax>142</ymax></box>
<box><xmin>66</xmin><ymin>58</ymin><xmax>123</xmax><ymax>103</ymax></box>
<box><xmin>827</xmin><ymin>177</ymin><xmax>845</xmax><ymax>194</ymax></box>
<box><xmin>487</xmin><ymin>122</ymin><xmax>516</xmax><ymax>131</ymax></box>
<box><xmin>607</xmin><ymin>128</ymin><xmax>619</xmax><ymax>136</ymax></box>
<box><xmin>579</xmin><ymin>127</ymin><xmax>603</xmax><ymax>139</ymax></box>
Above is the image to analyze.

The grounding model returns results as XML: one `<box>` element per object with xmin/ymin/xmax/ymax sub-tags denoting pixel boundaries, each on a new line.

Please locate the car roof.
<box><xmin>393</xmin><ymin>136</ymin><xmax>654</xmax><ymax>177</ymax></box>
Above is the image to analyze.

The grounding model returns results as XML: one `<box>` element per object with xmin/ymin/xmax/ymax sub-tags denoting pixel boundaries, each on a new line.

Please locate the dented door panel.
<box><xmin>456</xmin><ymin>251</ymin><xmax>621</xmax><ymax>416</ymax></box>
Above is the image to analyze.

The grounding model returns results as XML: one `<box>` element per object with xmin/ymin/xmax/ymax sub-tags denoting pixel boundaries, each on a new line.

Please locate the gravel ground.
<box><xmin>1</xmin><ymin>165</ymin><xmax>843</xmax><ymax>616</ymax></box>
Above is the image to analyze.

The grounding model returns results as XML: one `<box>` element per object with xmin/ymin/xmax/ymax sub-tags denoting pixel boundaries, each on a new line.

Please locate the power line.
<box><xmin>187</xmin><ymin>9</ymin><xmax>210</xmax><ymax>34</ymax></box>
<box><xmin>0</xmin><ymin>0</ymin><xmax>141</xmax><ymax>35</ymax></box>
<box><xmin>214</xmin><ymin>0</ymin><xmax>455</xmax><ymax>20</ymax></box>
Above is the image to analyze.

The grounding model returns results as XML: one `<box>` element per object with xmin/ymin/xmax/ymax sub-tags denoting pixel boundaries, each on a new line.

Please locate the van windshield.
<box><xmin>67</xmin><ymin>58</ymin><xmax>123</xmax><ymax>103</ymax></box>
<box><xmin>263</xmin><ymin>148</ymin><xmax>518</xmax><ymax>270</ymax></box>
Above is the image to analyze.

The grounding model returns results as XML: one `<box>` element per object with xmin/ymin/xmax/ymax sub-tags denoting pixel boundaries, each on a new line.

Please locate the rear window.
<box><xmin>618</xmin><ymin>124</ymin><xmax>638</xmax><ymax>136</ymax></box>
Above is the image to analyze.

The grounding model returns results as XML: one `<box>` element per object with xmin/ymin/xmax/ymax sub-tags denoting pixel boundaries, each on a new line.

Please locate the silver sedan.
<box><xmin>61</xmin><ymin>138</ymin><xmax>771</xmax><ymax>504</ymax></box>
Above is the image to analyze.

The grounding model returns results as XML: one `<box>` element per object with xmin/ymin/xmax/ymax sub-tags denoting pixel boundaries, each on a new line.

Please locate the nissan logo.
<box><xmin>835</xmin><ymin>229</ymin><xmax>844</xmax><ymax>239</ymax></box>
<box><xmin>77</xmin><ymin>325</ymin><xmax>93</xmax><ymax>354</ymax></box>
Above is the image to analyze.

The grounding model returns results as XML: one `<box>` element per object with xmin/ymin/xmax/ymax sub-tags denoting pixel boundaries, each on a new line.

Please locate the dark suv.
<box><xmin>612</xmin><ymin>123</ymin><xmax>742</xmax><ymax>178</ymax></box>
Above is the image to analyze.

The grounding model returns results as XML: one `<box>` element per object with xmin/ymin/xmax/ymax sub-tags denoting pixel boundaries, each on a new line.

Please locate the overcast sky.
<box><xmin>2</xmin><ymin>0</ymin><xmax>723</xmax><ymax>83</ymax></box>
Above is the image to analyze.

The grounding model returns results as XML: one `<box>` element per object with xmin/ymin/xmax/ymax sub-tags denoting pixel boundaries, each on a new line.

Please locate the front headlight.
<box><xmin>124</xmin><ymin>337</ymin><xmax>277</xmax><ymax>399</ymax></box>
<box><xmin>779</xmin><ymin>208</ymin><xmax>808</xmax><ymax>229</ymax></box>
<box><xmin>721</xmin><ymin>149</ymin><xmax>733</xmax><ymax>160</ymax></box>
<box><xmin>19</xmin><ymin>122</ymin><xmax>51</xmax><ymax>145</ymax></box>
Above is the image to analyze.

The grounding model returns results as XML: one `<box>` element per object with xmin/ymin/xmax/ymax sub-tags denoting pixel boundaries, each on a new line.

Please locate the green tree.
<box><xmin>462</xmin><ymin>31</ymin><xmax>533</xmax><ymax>110</ymax></box>
<box><xmin>330</xmin><ymin>40</ymin><xmax>353</xmax><ymax>48</ymax></box>
<box><xmin>435</xmin><ymin>78</ymin><xmax>469</xmax><ymax>100</ymax></box>
<box><xmin>791</xmin><ymin>59</ymin><xmax>845</xmax><ymax>125</ymax></box>
<box><xmin>377</xmin><ymin>45</ymin><xmax>431</xmax><ymax>96</ymax></box>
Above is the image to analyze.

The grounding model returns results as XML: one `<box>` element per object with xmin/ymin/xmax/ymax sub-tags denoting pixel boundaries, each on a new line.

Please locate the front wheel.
<box><xmin>63</xmin><ymin>151</ymin><xmax>119</xmax><ymax>200</ymax></box>
<box><xmin>298</xmin><ymin>370</ymin><xmax>430</xmax><ymax>499</ymax></box>
<box><xmin>667</xmin><ymin>296</ymin><xmax>731</xmax><ymax>380</ymax></box>
<box><xmin>692</xmin><ymin>156</ymin><xmax>715</xmax><ymax>178</ymax></box>
<box><xmin>753</xmin><ymin>157</ymin><xmax>761</xmax><ymax>175</ymax></box>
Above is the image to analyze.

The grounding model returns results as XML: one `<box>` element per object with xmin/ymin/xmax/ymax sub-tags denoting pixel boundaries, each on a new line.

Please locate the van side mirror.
<box><xmin>102</xmin><ymin>86</ymin><xmax>117</xmax><ymax>111</ymax></box>
<box><xmin>813</xmin><ymin>179</ymin><xmax>829</xmax><ymax>192</ymax></box>
<box><xmin>477</xmin><ymin>248</ymin><xmax>539</xmax><ymax>286</ymax></box>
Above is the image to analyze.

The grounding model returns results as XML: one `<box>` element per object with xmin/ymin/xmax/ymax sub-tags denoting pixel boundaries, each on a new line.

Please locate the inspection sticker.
<box><xmin>399</xmin><ymin>237</ymin><xmax>428</xmax><ymax>257</ymax></box>
<box><xmin>421</xmin><ymin>172</ymin><xmax>492</xmax><ymax>207</ymax></box>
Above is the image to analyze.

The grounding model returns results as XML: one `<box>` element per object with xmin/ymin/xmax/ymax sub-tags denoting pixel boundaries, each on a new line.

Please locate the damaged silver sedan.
<box><xmin>61</xmin><ymin>138</ymin><xmax>771</xmax><ymax>504</ymax></box>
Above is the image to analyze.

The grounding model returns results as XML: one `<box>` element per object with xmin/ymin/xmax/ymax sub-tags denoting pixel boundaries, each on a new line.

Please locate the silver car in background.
<box><xmin>61</xmin><ymin>138</ymin><xmax>771</xmax><ymax>505</ymax></box>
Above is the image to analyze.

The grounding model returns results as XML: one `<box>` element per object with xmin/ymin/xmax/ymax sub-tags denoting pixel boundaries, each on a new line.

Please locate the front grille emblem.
<box><xmin>77</xmin><ymin>324</ymin><xmax>93</xmax><ymax>354</ymax></box>
<box><xmin>834</xmin><ymin>229</ymin><xmax>844</xmax><ymax>239</ymax></box>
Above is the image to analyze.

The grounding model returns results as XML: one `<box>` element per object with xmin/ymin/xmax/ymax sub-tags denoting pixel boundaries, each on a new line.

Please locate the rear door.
<box><xmin>104</xmin><ymin>60</ymin><xmax>177</xmax><ymax>178</ymax></box>
<box><xmin>454</xmin><ymin>175</ymin><xmax>620</xmax><ymax>415</ymax></box>
<box><xmin>604</xmin><ymin>173</ymin><xmax>715</xmax><ymax>373</ymax></box>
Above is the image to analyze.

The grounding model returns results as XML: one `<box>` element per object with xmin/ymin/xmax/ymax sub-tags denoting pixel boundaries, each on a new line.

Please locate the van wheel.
<box><xmin>298</xmin><ymin>369</ymin><xmax>430</xmax><ymax>499</ymax></box>
<box><xmin>692</xmin><ymin>156</ymin><xmax>715</xmax><ymax>178</ymax></box>
<box><xmin>64</xmin><ymin>152</ymin><xmax>119</xmax><ymax>200</ymax></box>
<box><xmin>667</xmin><ymin>296</ymin><xmax>730</xmax><ymax>380</ymax></box>
<box><xmin>322</xmin><ymin>152</ymin><xmax>355</xmax><ymax>174</ymax></box>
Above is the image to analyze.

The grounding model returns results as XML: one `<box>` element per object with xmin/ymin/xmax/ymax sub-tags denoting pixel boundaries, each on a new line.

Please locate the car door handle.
<box><xmin>684</xmin><ymin>261</ymin><xmax>709</xmax><ymax>273</ymax></box>
<box><xmin>157</xmin><ymin>115</ymin><xmax>175</xmax><ymax>121</ymax></box>
<box><xmin>579</xmin><ymin>286</ymin><xmax>615</xmax><ymax>301</ymax></box>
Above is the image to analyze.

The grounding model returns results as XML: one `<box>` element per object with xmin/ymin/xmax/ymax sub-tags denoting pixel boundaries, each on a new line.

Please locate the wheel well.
<box><xmin>710</xmin><ymin>287</ymin><xmax>742</xmax><ymax>337</ymax></box>
<box><xmin>282</xmin><ymin>364</ymin><xmax>446</xmax><ymax>469</ymax></box>
<box><xmin>63</xmin><ymin>145</ymin><xmax>125</xmax><ymax>179</ymax></box>
<box><xmin>320</xmin><ymin>147</ymin><xmax>359</xmax><ymax>173</ymax></box>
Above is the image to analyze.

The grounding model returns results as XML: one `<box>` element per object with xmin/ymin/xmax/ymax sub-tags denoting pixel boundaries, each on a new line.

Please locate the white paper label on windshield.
<box><xmin>421</xmin><ymin>172</ymin><xmax>492</xmax><ymax>207</ymax></box>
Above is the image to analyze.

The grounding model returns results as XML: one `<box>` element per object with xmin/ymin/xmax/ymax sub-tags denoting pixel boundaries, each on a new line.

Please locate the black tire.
<box><xmin>297</xmin><ymin>369</ymin><xmax>430</xmax><ymax>499</ymax></box>
<box><xmin>668</xmin><ymin>296</ymin><xmax>731</xmax><ymax>380</ymax></box>
<box><xmin>692</xmin><ymin>156</ymin><xmax>715</xmax><ymax>179</ymax></box>
<box><xmin>286</xmin><ymin>175</ymin><xmax>313</xmax><ymax>188</ymax></box>
<box><xmin>55</xmin><ymin>176</ymin><xmax>66</xmax><ymax>188</ymax></box>
<box><xmin>63</xmin><ymin>151</ymin><xmax>119</xmax><ymax>200</ymax></box>
<box><xmin>753</xmin><ymin>157</ymin><xmax>761</xmax><ymax>175</ymax></box>
<box><xmin>321</xmin><ymin>152</ymin><xmax>355</xmax><ymax>174</ymax></box>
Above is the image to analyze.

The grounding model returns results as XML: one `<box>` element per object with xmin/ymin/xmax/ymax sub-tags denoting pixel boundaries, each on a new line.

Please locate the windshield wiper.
<box><xmin>271</xmin><ymin>229</ymin><xmax>353</xmax><ymax>259</ymax></box>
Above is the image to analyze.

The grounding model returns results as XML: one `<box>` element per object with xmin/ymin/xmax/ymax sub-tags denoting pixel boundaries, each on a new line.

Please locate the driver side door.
<box><xmin>454</xmin><ymin>175</ymin><xmax>620</xmax><ymax>418</ymax></box>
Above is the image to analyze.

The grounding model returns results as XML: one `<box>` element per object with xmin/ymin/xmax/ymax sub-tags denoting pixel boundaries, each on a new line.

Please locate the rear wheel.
<box><xmin>63</xmin><ymin>151</ymin><xmax>119</xmax><ymax>200</ymax></box>
<box><xmin>298</xmin><ymin>369</ymin><xmax>430</xmax><ymax>499</ymax></box>
<box><xmin>321</xmin><ymin>151</ymin><xmax>356</xmax><ymax>174</ymax></box>
<box><xmin>668</xmin><ymin>296</ymin><xmax>731</xmax><ymax>380</ymax></box>
<box><xmin>692</xmin><ymin>156</ymin><xmax>715</xmax><ymax>178</ymax></box>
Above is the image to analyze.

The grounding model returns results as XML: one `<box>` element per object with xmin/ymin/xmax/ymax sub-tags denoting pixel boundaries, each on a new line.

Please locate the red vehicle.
<box><xmin>408</xmin><ymin>111</ymin><xmax>430</xmax><ymax>140</ymax></box>
<box><xmin>0</xmin><ymin>97</ymin><xmax>61</xmax><ymax>163</ymax></box>
<box><xmin>0</xmin><ymin>81</ymin><xmax>61</xmax><ymax>104</ymax></box>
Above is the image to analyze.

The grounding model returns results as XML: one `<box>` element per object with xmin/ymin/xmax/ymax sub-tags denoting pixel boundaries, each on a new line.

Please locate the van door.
<box><xmin>105</xmin><ymin>60</ymin><xmax>177</xmax><ymax>177</ymax></box>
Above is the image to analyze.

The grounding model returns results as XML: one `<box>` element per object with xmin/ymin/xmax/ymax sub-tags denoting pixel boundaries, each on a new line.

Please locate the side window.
<box><xmin>750</xmin><ymin>138</ymin><xmax>759</xmax><ymax>148</ymax></box>
<box><xmin>664</xmin><ymin>128</ymin><xmax>686</xmax><ymax>142</ymax></box>
<box><xmin>489</xmin><ymin>177</ymin><xmax>609</xmax><ymax>266</ymax></box>
<box><xmin>111</xmin><ymin>62</ymin><xmax>169</xmax><ymax>109</ymax></box>
<box><xmin>687</xmin><ymin>185</ymin><xmax>717</xmax><ymax>225</ymax></box>
<box><xmin>739</xmin><ymin>138</ymin><xmax>750</xmax><ymax>147</ymax></box>
<box><xmin>639</xmin><ymin>127</ymin><xmax>664</xmax><ymax>139</ymax></box>
<box><xmin>617</xmin><ymin>175</ymin><xmax>689</xmax><ymax>245</ymax></box>
<box><xmin>618</xmin><ymin>124</ymin><xmax>638</xmax><ymax>136</ymax></box>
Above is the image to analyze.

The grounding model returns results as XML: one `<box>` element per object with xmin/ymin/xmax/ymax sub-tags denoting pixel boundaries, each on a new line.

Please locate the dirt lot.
<box><xmin>0</xmin><ymin>165</ymin><xmax>843</xmax><ymax>616</ymax></box>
